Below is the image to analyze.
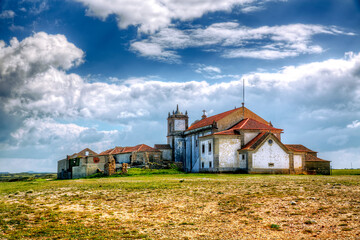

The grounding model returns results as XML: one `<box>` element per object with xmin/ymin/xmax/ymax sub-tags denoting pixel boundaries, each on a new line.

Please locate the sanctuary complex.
<box><xmin>58</xmin><ymin>105</ymin><xmax>330</xmax><ymax>179</ymax></box>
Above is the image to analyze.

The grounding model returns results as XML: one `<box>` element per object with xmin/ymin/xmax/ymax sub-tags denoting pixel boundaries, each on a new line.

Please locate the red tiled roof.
<box><xmin>231</xmin><ymin>118</ymin><xmax>282</xmax><ymax>131</ymax></box>
<box><xmin>187</xmin><ymin>108</ymin><xmax>239</xmax><ymax>131</ymax></box>
<box><xmin>213</xmin><ymin>118</ymin><xmax>281</xmax><ymax>136</ymax></box>
<box><xmin>99</xmin><ymin>148</ymin><xmax>114</xmax><ymax>156</ymax></box>
<box><xmin>285</xmin><ymin>144</ymin><xmax>316</xmax><ymax>153</ymax></box>
<box><xmin>100</xmin><ymin>144</ymin><xmax>160</xmax><ymax>155</ymax></box>
<box><xmin>110</xmin><ymin>146</ymin><xmax>124</xmax><ymax>154</ymax></box>
<box><xmin>186</xmin><ymin>106</ymin><xmax>271</xmax><ymax>132</ymax></box>
<box><xmin>305</xmin><ymin>154</ymin><xmax>330</xmax><ymax>162</ymax></box>
<box><xmin>241</xmin><ymin>132</ymin><xmax>268</xmax><ymax>150</ymax></box>
<box><xmin>213</xmin><ymin>129</ymin><xmax>241</xmax><ymax>135</ymax></box>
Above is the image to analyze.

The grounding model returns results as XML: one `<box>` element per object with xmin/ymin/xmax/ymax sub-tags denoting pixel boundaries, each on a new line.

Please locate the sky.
<box><xmin>0</xmin><ymin>0</ymin><xmax>360</xmax><ymax>172</ymax></box>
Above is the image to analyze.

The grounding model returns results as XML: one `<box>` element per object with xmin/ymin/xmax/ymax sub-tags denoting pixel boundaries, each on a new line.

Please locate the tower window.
<box><xmin>209</xmin><ymin>161</ymin><xmax>212</xmax><ymax>168</ymax></box>
<box><xmin>208</xmin><ymin>142</ymin><xmax>212</xmax><ymax>153</ymax></box>
<box><xmin>242</xmin><ymin>154</ymin><xmax>245</xmax><ymax>160</ymax></box>
<box><xmin>202</xmin><ymin>162</ymin><xmax>204</xmax><ymax>168</ymax></box>
<box><xmin>202</xmin><ymin>144</ymin><xmax>205</xmax><ymax>154</ymax></box>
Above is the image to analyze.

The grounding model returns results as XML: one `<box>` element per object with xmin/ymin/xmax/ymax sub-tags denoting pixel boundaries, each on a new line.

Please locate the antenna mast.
<box><xmin>242</xmin><ymin>78</ymin><xmax>245</xmax><ymax>117</ymax></box>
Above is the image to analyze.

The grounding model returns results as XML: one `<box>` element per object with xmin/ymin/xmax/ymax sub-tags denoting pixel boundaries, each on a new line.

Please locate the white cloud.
<box><xmin>130</xmin><ymin>23</ymin><xmax>352</xmax><ymax>61</ymax></box>
<box><xmin>0</xmin><ymin>10</ymin><xmax>15</xmax><ymax>19</ymax></box>
<box><xmin>1</xmin><ymin>32</ymin><xmax>360</xmax><ymax>171</ymax></box>
<box><xmin>2</xmin><ymin>33</ymin><xmax>360</xmax><ymax>125</ymax></box>
<box><xmin>10</xmin><ymin>117</ymin><xmax>119</xmax><ymax>148</ymax></box>
<box><xmin>347</xmin><ymin>120</ymin><xmax>360</xmax><ymax>129</ymax></box>
<box><xmin>9</xmin><ymin>24</ymin><xmax>25</xmax><ymax>32</ymax></box>
<box><xmin>195</xmin><ymin>65</ymin><xmax>221</xmax><ymax>74</ymax></box>
<box><xmin>74</xmin><ymin>0</ymin><xmax>272</xmax><ymax>34</ymax></box>
<box><xmin>321</xmin><ymin>147</ymin><xmax>360</xmax><ymax>169</ymax></box>
<box><xmin>0</xmin><ymin>32</ymin><xmax>84</xmax><ymax>101</ymax></box>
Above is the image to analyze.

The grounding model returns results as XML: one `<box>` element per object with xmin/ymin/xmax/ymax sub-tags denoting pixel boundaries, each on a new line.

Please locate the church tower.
<box><xmin>167</xmin><ymin>105</ymin><xmax>188</xmax><ymax>162</ymax></box>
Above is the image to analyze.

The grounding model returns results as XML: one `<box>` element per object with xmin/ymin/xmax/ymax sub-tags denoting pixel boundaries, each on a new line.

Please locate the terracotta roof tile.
<box><xmin>110</xmin><ymin>146</ymin><xmax>124</xmax><ymax>154</ymax></box>
<box><xmin>100</xmin><ymin>144</ymin><xmax>160</xmax><ymax>155</ymax></box>
<box><xmin>285</xmin><ymin>144</ymin><xmax>316</xmax><ymax>153</ymax></box>
<box><xmin>99</xmin><ymin>148</ymin><xmax>114</xmax><ymax>156</ymax></box>
<box><xmin>187</xmin><ymin>108</ymin><xmax>239</xmax><ymax>131</ymax></box>
<box><xmin>186</xmin><ymin>106</ymin><xmax>271</xmax><ymax>132</ymax></box>
<box><xmin>305</xmin><ymin>154</ymin><xmax>330</xmax><ymax>162</ymax></box>
<box><xmin>231</xmin><ymin>118</ymin><xmax>282</xmax><ymax>131</ymax></box>
<box><xmin>213</xmin><ymin>129</ymin><xmax>241</xmax><ymax>135</ymax></box>
<box><xmin>241</xmin><ymin>132</ymin><xmax>269</xmax><ymax>150</ymax></box>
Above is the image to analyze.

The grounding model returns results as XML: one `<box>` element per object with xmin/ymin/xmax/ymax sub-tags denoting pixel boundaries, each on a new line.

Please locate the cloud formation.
<box><xmin>1</xmin><ymin>32</ymin><xmax>360</xmax><ymax>170</ymax></box>
<box><xmin>0</xmin><ymin>10</ymin><xmax>15</xmax><ymax>19</ymax></box>
<box><xmin>347</xmin><ymin>120</ymin><xmax>360</xmax><ymax>128</ymax></box>
<box><xmin>74</xmin><ymin>0</ymin><xmax>274</xmax><ymax>34</ymax></box>
<box><xmin>130</xmin><ymin>23</ymin><xmax>353</xmax><ymax>62</ymax></box>
<box><xmin>0</xmin><ymin>32</ymin><xmax>84</xmax><ymax>99</ymax></box>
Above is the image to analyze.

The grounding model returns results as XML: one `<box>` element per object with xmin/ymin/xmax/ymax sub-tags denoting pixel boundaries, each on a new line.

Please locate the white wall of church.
<box><xmin>200</xmin><ymin>139</ymin><xmax>213</xmax><ymax>168</ymax></box>
<box><xmin>252</xmin><ymin>140</ymin><xmax>289</xmax><ymax>169</ymax></box>
<box><xmin>294</xmin><ymin>154</ymin><xmax>302</xmax><ymax>169</ymax></box>
<box><xmin>244</xmin><ymin>132</ymin><xmax>259</xmax><ymax>145</ymax></box>
<box><xmin>219</xmin><ymin>138</ymin><xmax>241</xmax><ymax>168</ymax></box>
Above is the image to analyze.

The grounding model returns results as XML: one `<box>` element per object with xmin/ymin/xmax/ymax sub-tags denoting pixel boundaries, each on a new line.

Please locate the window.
<box><xmin>202</xmin><ymin>162</ymin><xmax>205</xmax><ymax>168</ymax></box>
<box><xmin>242</xmin><ymin>154</ymin><xmax>245</xmax><ymax>160</ymax></box>
<box><xmin>196</xmin><ymin>139</ymin><xmax>198</xmax><ymax>147</ymax></box>
<box><xmin>85</xmin><ymin>151</ymin><xmax>89</xmax><ymax>156</ymax></box>
<box><xmin>268</xmin><ymin>139</ymin><xmax>273</xmax><ymax>145</ymax></box>
<box><xmin>202</xmin><ymin>144</ymin><xmax>205</xmax><ymax>154</ymax></box>
<box><xmin>209</xmin><ymin>161</ymin><xmax>212</xmax><ymax>168</ymax></box>
<box><xmin>268</xmin><ymin>163</ymin><xmax>274</xmax><ymax>167</ymax></box>
<box><xmin>208</xmin><ymin>142</ymin><xmax>212</xmax><ymax>153</ymax></box>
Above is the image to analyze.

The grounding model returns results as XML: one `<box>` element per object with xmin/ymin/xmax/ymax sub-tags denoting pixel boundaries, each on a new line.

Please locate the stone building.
<box><xmin>100</xmin><ymin>144</ymin><xmax>162</xmax><ymax>169</ymax></box>
<box><xmin>57</xmin><ymin>148</ymin><xmax>99</xmax><ymax>179</ymax></box>
<box><xmin>58</xmin><ymin>144</ymin><xmax>164</xmax><ymax>179</ymax></box>
<box><xmin>168</xmin><ymin>105</ymin><xmax>330</xmax><ymax>174</ymax></box>
<box><xmin>154</xmin><ymin>144</ymin><xmax>172</xmax><ymax>161</ymax></box>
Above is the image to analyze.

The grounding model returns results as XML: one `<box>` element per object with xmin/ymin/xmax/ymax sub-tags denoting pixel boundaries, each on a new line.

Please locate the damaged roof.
<box><xmin>100</xmin><ymin>144</ymin><xmax>160</xmax><ymax>155</ymax></box>
<box><xmin>69</xmin><ymin>148</ymin><xmax>98</xmax><ymax>158</ymax></box>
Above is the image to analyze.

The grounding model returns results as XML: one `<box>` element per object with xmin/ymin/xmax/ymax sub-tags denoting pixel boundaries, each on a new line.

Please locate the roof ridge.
<box><xmin>239</xmin><ymin>118</ymin><xmax>249</xmax><ymax>129</ymax></box>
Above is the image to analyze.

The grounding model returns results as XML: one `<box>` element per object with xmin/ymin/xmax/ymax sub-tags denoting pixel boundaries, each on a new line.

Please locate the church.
<box><xmin>167</xmin><ymin>105</ymin><xmax>330</xmax><ymax>174</ymax></box>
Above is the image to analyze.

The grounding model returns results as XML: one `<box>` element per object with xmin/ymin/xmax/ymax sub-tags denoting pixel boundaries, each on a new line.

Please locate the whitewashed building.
<box><xmin>167</xmin><ymin>105</ymin><xmax>330</xmax><ymax>174</ymax></box>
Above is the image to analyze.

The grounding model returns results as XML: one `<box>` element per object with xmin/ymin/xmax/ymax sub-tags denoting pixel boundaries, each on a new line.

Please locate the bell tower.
<box><xmin>167</xmin><ymin>104</ymin><xmax>188</xmax><ymax>146</ymax></box>
<box><xmin>167</xmin><ymin>105</ymin><xmax>188</xmax><ymax>163</ymax></box>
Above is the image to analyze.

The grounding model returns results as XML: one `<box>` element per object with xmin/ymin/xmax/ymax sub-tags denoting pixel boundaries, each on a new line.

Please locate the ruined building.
<box><xmin>168</xmin><ymin>105</ymin><xmax>330</xmax><ymax>174</ymax></box>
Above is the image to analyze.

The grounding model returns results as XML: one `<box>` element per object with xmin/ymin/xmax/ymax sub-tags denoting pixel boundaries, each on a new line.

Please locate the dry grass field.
<box><xmin>1</xmin><ymin>170</ymin><xmax>360</xmax><ymax>239</ymax></box>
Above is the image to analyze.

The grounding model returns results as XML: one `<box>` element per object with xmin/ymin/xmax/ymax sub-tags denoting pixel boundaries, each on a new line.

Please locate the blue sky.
<box><xmin>0</xmin><ymin>0</ymin><xmax>360</xmax><ymax>172</ymax></box>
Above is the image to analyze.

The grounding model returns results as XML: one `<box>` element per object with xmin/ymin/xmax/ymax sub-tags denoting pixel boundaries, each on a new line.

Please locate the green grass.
<box><xmin>331</xmin><ymin>169</ymin><xmax>360</xmax><ymax>175</ymax></box>
<box><xmin>0</xmin><ymin>173</ymin><xmax>56</xmax><ymax>182</ymax></box>
<box><xmin>1</xmin><ymin>172</ymin><xmax>360</xmax><ymax>239</ymax></box>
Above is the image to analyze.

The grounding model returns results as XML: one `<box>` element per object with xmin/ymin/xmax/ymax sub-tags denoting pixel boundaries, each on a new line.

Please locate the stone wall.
<box><xmin>57</xmin><ymin>159</ymin><xmax>70</xmax><ymax>179</ymax></box>
<box><xmin>305</xmin><ymin>161</ymin><xmax>330</xmax><ymax>175</ymax></box>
